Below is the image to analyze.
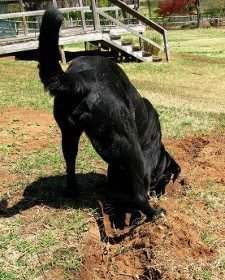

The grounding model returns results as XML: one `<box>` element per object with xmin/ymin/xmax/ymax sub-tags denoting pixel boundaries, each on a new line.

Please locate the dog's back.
<box><xmin>38</xmin><ymin>7</ymin><xmax>150</xmax><ymax>153</ymax></box>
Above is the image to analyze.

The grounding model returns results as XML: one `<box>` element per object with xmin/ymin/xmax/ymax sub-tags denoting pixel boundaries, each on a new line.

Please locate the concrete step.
<box><xmin>142</xmin><ymin>51</ymin><xmax>153</xmax><ymax>62</ymax></box>
<box><xmin>92</xmin><ymin>33</ymin><xmax>155</xmax><ymax>62</ymax></box>
<box><xmin>109</xmin><ymin>34</ymin><xmax>121</xmax><ymax>40</ymax></box>
<box><xmin>121</xmin><ymin>41</ymin><xmax>133</xmax><ymax>52</ymax></box>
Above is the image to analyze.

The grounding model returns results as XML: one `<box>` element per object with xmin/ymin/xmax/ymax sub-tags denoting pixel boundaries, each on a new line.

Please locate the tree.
<box><xmin>146</xmin><ymin>0</ymin><xmax>152</xmax><ymax>17</ymax></box>
<box><xmin>158</xmin><ymin>0</ymin><xmax>202</xmax><ymax>27</ymax></box>
<box><xmin>158</xmin><ymin>0</ymin><xmax>196</xmax><ymax>16</ymax></box>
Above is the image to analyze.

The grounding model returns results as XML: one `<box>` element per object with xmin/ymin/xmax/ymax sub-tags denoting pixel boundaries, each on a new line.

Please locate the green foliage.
<box><xmin>143</xmin><ymin>34</ymin><xmax>162</xmax><ymax>55</ymax></box>
<box><xmin>140</xmin><ymin>0</ymin><xmax>160</xmax><ymax>17</ymax></box>
<box><xmin>5</xmin><ymin>3</ymin><xmax>20</xmax><ymax>13</ymax></box>
<box><xmin>203</xmin><ymin>7</ymin><xmax>223</xmax><ymax>16</ymax></box>
<box><xmin>66</xmin><ymin>11</ymin><xmax>81</xmax><ymax>20</ymax></box>
<box><xmin>202</xmin><ymin>0</ymin><xmax>225</xmax><ymax>16</ymax></box>
<box><xmin>98</xmin><ymin>0</ymin><xmax>110</xmax><ymax>7</ymax></box>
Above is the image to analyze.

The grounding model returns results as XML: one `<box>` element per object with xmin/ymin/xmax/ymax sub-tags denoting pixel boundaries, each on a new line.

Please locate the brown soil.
<box><xmin>0</xmin><ymin>106</ymin><xmax>58</xmax><ymax>187</ymax></box>
<box><xmin>0</xmin><ymin>107</ymin><xmax>225</xmax><ymax>279</ymax></box>
<box><xmin>74</xmin><ymin>131</ymin><xmax>225</xmax><ymax>280</ymax></box>
<box><xmin>0</xmin><ymin>105</ymin><xmax>56</xmax><ymax>153</ymax></box>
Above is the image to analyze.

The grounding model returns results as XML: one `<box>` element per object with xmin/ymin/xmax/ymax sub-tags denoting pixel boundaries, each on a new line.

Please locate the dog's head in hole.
<box><xmin>150</xmin><ymin>146</ymin><xmax>181</xmax><ymax>197</ymax></box>
<box><xmin>38</xmin><ymin>7</ymin><xmax>181</xmax><ymax>220</ymax></box>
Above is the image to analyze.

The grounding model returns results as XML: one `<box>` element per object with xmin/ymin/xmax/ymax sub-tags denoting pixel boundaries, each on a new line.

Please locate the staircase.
<box><xmin>89</xmin><ymin>32</ymin><xmax>154</xmax><ymax>62</ymax></box>
<box><xmin>88</xmin><ymin>0</ymin><xmax>170</xmax><ymax>62</ymax></box>
<box><xmin>100</xmin><ymin>32</ymin><xmax>154</xmax><ymax>62</ymax></box>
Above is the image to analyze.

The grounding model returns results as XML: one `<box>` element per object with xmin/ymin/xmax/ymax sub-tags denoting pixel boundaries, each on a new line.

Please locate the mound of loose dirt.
<box><xmin>74</xmin><ymin>131</ymin><xmax>225</xmax><ymax>280</ymax></box>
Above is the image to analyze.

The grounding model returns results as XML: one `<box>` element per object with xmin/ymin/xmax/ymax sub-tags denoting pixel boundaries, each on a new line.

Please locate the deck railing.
<box><xmin>0</xmin><ymin>0</ymin><xmax>169</xmax><ymax>61</ymax></box>
<box><xmin>0</xmin><ymin>4</ymin><xmax>135</xmax><ymax>35</ymax></box>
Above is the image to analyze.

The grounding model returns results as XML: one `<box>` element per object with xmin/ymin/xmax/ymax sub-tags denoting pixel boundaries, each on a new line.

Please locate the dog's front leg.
<box><xmin>61</xmin><ymin>128</ymin><xmax>81</xmax><ymax>197</ymax></box>
<box><xmin>132</xmin><ymin>176</ymin><xmax>166</xmax><ymax>220</ymax></box>
<box><xmin>128</xmin><ymin>152</ymin><xmax>166</xmax><ymax>219</ymax></box>
<box><xmin>113</xmin><ymin>135</ymin><xmax>165</xmax><ymax>220</ymax></box>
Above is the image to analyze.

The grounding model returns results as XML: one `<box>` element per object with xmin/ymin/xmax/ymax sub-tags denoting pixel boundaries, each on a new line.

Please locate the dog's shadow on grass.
<box><xmin>0</xmin><ymin>173</ymin><xmax>144</xmax><ymax>243</ymax></box>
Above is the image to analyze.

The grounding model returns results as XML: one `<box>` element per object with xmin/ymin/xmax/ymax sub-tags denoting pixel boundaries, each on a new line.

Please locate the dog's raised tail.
<box><xmin>38</xmin><ymin>7</ymin><xmax>83</xmax><ymax>96</ymax></box>
<box><xmin>38</xmin><ymin>7</ymin><xmax>64</xmax><ymax>95</ymax></box>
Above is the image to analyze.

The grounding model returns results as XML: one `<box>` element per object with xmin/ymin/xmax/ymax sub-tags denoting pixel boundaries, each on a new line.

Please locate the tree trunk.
<box><xmin>146</xmin><ymin>0</ymin><xmax>152</xmax><ymax>18</ymax></box>
<box><xmin>195</xmin><ymin>0</ymin><xmax>202</xmax><ymax>28</ymax></box>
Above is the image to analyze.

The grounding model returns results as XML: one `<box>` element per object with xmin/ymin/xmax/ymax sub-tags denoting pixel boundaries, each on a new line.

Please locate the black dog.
<box><xmin>38</xmin><ymin>7</ymin><xmax>180</xmax><ymax>219</ymax></box>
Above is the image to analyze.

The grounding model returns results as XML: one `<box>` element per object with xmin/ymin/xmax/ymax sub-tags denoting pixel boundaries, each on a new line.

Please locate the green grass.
<box><xmin>64</xmin><ymin>42</ymin><xmax>85</xmax><ymax>51</ymax></box>
<box><xmin>0</xmin><ymin>60</ymin><xmax>50</xmax><ymax>110</ymax></box>
<box><xmin>168</xmin><ymin>28</ymin><xmax>225</xmax><ymax>59</ymax></box>
<box><xmin>121</xmin><ymin>28</ymin><xmax>225</xmax><ymax>138</ymax></box>
<box><xmin>194</xmin><ymin>269</ymin><xmax>213</xmax><ymax>280</ymax></box>
<box><xmin>0</xmin><ymin>208</ymin><xmax>87</xmax><ymax>278</ymax></box>
<box><xmin>1</xmin><ymin>50</ymin><xmax>225</xmax><ymax>139</ymax></box>
<box><xmin>12</xmin><ymin>146</ymin><xmax>64</xmax><ymax>176</ymax></box>
<box><xmin>0</xmin><ymin>27</ymin><xmax>225</xmax><ymax>279</ymax></box>
<box><xmin>0</xmin><ymin>271</ymin><xmax>19</xmax><ymax>280</ymax></box>
<box><xmin>121</xmin><ymin>57</ymin><xmax>225</xmax><ymax>138</ymax></box>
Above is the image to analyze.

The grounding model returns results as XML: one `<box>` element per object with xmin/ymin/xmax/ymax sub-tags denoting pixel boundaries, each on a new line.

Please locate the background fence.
<box><xmin>148</xmin><ymin>15</ymin><xmax>225</xmax><ymax>29</ymax></box>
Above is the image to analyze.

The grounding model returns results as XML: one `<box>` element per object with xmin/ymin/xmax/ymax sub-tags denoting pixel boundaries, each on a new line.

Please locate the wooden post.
<box><xmin>78</xmin><ymin>0</ymin><xmax>87</xmax><ymax>31</ymax></box>
<box><xmin>52</xmin><ymin>0</ymin><xmax>58</xmax><ymax>7</ymax></box>
<box><xmin>163</xmin><ymin>30</ymin><xmax>170</xmax><ymax>62</ymax></box>
<box><xmin>139</xmin><ymin>32</ymin><xmax>143</xmax><ymax>49</ymax></box>
<box><xmin>90</xmin><ymin>0</ymin><xmax>100</xmax><ymax>30</ymax></box>
<box><xmin>63</xmin><ymin>0</ymin><xmax>69</xmax><ymax>28</ymax></box>
<box><xmin>59</xmin><ymin>45</ymin><xmax>66</xmax><ymax>64</ymax></box>
<box><xmin>18</xmin><ymin>0</ymin><xmax>28</xmax><ymax>36</ymax></box>
<box><xmin>85</xmin><ymin>42</ymin><xmax>90</xmax><ymax>51</ymax></box>
<box><xmin>115</xmin><ymin>9</ymin><xmax>119</xmax><ymax>20</ymax></box>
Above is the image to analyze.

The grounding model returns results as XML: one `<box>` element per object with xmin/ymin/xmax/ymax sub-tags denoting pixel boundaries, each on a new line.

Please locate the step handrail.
<box><xmin>109</xmin><ymin>0</ymin><xmax>170</xmax><ymax>61</ymax></box>
<box><xmin>111</xmin><ymin>0</ymin><xmax>165</xmax><ymax>34</ymax></box>
<box><xmin>98</xmin><ymin>10</ymin><xmax>164</xmax><ymax>51</ymax></box>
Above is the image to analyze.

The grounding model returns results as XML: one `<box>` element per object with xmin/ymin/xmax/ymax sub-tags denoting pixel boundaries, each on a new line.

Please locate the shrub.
<box><xmin>201</xmin><ymin>18</ymin><xmax>211</xmax><ymax>28</ymax></box>
<box><xmin>143</xmin><ymin>34</ymin><xmax>162</xmax><ymax>56</ymax></box>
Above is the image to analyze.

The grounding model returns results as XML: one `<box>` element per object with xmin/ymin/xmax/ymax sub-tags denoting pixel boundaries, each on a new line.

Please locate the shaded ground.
<box><xmin>0</xmin><ymin>107</ymin><xmax>225</xmax><ymax>279</ymax></box>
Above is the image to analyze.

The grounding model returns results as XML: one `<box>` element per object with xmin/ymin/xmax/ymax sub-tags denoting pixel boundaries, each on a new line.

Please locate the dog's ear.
<box><xmin>154</xmin><ymin>174</ymin><xmax>171</xmax><ymax>196</ymax></box>
<box><xmin>167</xmin><ymin>155</ymin><xmax>181</xmax><ymax>183</ymax></box>
<box><xmin>153</xmin><ymin>156</ymin><xmax>180</xmax><ymax>197</ymax></box>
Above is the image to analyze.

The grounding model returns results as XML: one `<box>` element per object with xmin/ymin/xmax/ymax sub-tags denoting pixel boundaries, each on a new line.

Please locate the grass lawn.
<box><xmin>0</xmin><ymin>27</ymin><xmax>225</xmax><ymax>279</ymax></box>
<box><xmin>169</xmin><ymin>28</ymin><xmax>225</xmax><ymax>59</ymax></box>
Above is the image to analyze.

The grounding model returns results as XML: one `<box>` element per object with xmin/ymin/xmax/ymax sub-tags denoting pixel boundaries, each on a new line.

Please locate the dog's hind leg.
<box><xmin>60</xmin><ymin>126</ymin><xmax>82</xmax><ymax>197</ymax></box>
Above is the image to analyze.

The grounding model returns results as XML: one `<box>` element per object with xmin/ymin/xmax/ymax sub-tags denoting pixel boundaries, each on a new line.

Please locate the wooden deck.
<box><xmin>0</xmin><ymin>25</ymin><xmax>145</xmax><ymax>55</ymax></box>
<box><xmin>0</xmin><ymin>0</ymin><xmax>170</xmax><ymax>61</ymax></box>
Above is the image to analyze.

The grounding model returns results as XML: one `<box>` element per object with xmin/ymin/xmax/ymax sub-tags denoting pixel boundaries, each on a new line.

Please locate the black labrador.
<box><xmin>38</xmin><ymin>7</ymin><xmax>180</xmax><ymax>219</ymax></box>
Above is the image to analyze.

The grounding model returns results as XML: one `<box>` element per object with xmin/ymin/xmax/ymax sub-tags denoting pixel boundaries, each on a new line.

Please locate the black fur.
<box><xmin>38</xmin><ymin>7</ymin><xmax>180</xmax><ymax>219</ymax></box>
